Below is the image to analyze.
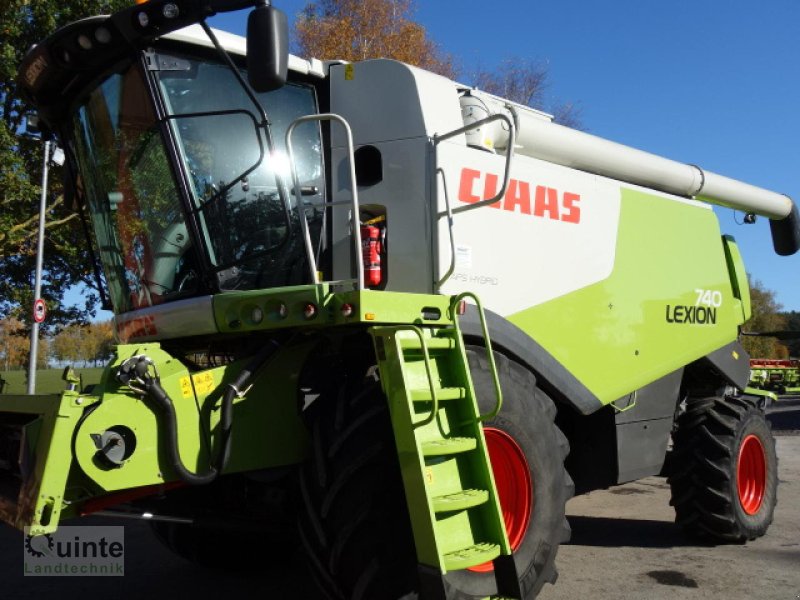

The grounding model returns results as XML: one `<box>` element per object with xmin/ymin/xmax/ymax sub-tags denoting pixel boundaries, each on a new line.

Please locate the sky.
<box><xmin>211</xmin><ymin>0</ymin><xmax>800</xmax><ymax>312</ymax></box>
<box><xmin>81</xmin><ymin>0</ymin><xmax>800</xmax><ymax>318</ymax></box>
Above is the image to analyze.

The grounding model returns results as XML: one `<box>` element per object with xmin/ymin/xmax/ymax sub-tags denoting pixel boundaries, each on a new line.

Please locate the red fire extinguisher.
<box><xmin>361</xmin><ymin>215</ymin><xmax>385</xmax><ymax>288</ymax></box>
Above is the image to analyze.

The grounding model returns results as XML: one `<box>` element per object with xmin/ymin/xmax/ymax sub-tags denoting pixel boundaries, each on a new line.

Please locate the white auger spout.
<box><xmin>461</xmin><ymin>91</ymin><xmax>800</xmax><ymax>255</ymax></box>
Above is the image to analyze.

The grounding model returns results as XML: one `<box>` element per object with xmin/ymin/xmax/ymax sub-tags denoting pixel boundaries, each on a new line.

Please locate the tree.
<box><xmin>472</xmin><ymin>58</ymin><xmax>583</xmax><ymax>128</ymax></box>
<box><xmin>741</xmin><ymin>278</ymin><xmax>788</xmax><ymax>359</ymax></box>
<box><xmin>295</xmin><ymin>0</ymin><xmax>454</xmax><ymax>76</ymax></box>
<box><xmin>52</xmin><ymin>320</ymin><xmax>114</xmax><ymax>366</ymax></box>
<box><xmin>295</xmin><ymin>1</ymin><xmax>581</xmax><ymax>127</ymax></box>
<box><xmin>85</xmin><ymin>320</ymin><xmax>115</xmax><ymax>366</ymax></box>
<box><xmin>0</xmin><ymin>317</ymin><xmax>50</xmax><ymax>369</ymax></box>
<box><xmin>1</xmin><ymin>1</ymin><xmax>129</xmax><ymax>333</ymax></box>
<box><xmin>0</xmin><ymin>318</ymin><xmax>28</xmax><ymax>370</ymax></box>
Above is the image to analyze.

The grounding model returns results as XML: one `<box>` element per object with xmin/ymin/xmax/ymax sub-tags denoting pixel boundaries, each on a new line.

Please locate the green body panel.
<box><xmin>509</xmin><ymin>189</ymin><xmax>743</xmax><ymax>404</ymax></box>
<box><xmin>722</xmin><ymin>235</ymin><xmax>752</xmax><ymax>322</ymax></box>
<box><xmin>0</xmin><ymin>339</ymin><xmax>316</xmax><ymax>532</ymax></box>
<box><xmin>0</xmin><ymin>392</ymin><xmax>92</xmax><ymax>534</ymax></box>
<box><xmin>75</xmin><ymin>344</ymin><xmax>210</xmax><ymax>490</ymax></box>
<box><xmin>213</xmin><ymin>284</ymin><xmax>454</xmax><ymax>333</ymax></box>
<box><xmin>0</xmin><ymin>289</ymin><xmax>475</xmax><ymax>536</ymax></box>
<box><xmin>73</xmin><ymin>342</ymin><xmax>313</xmax><ymax>492</ymax></box>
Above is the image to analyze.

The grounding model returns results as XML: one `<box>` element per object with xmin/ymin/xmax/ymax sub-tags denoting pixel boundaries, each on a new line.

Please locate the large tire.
<box><xmin>149</xmin><ymin>521</ymin><xmax>268</xmax><ymax>570</ymax></box>
<box><xmin>668</xmin><ymin>395</ymin><xmax>778</xmax><ymax>542</ymax></box>
<box><xmin>298</xmin><ymin>347</ymin><xmax>572</xmax><ymax>599</ymax></box>
<box><xmin>148</xmin><ymin>475</ymin><xmax>297</xmax><ymax>570</ymax></box>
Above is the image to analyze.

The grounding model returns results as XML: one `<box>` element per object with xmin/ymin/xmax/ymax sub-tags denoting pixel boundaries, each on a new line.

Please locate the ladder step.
<box><xmin>421</xmin><ymin>437</ymin><xmax>476</xmax><ymax>456</ymax></box>
<box><xmin>400</xmin><ymin>337</ymin><xmax>456</xmax><ymax>353</ymax></box>
<box><xmin>409</xmin><ymin>386</ymin><xmax>466</xmax><ymax>402</ymax></box>
<box><xmin>443</xmin><ymin>542</ymin><xmax>501</xmax><ymax>571</ymax></box>
<box><xmin>432</xmin><ymin>489</ymin><xmax>489</xmax><ymax>513</ymax></box>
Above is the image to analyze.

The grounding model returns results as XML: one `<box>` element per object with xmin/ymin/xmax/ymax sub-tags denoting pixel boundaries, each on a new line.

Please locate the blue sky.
<box><xmin>210</xmin><ymin>0</ymin><xmax>800</xmax><ymax>312</ymax></box>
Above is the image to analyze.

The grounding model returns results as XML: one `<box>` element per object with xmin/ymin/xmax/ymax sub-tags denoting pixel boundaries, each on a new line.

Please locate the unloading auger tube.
<box><xmin>460</xmin><ymin>91</ymin><xmax>800</xmax><ymax>256</ymax></box>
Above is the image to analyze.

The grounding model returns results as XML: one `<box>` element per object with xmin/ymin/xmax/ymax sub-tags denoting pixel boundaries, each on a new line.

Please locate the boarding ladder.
<box><xmin>370</xmin><ymin>293</ymin><xmax>522</xmax><ymax>600</ymax></box>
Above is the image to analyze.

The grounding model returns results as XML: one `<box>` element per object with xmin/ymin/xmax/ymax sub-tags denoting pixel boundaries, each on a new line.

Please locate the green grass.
<box><xmin>0</xmin><ymin>367</ymin><xmax>105</xmax><ymax>395</ymax></box>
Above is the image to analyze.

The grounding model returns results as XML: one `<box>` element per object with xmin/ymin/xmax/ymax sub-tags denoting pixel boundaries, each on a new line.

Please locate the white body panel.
<box><xmin>328</xmin><ymin>60</ymin><xmax>464</xmax><ymax>146</ymax></box>
<box><xmin>435</xmin><ymin>143</ymin><xmax>622</xmax><ymax>313</ymax></box>
<box><xmin>323</xmin><ymin>58</ymin><xmax>724</xmax><ymax>302</ymax></box>
<box><xmin>328</xmin><ymin>60</ymin><xmax>464</xmax><ymax>290</ymax></box>
<box><xmin>163</xmin><ymin>26</ymin><xmax>327</xmax><ymax>78</ymax></box>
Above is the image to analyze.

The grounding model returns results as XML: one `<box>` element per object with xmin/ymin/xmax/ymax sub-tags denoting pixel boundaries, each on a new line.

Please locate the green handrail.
<box><xmin>449</xmin><ymin>292</ymin><xmax>503</xmax><ymax>422</ymax></box>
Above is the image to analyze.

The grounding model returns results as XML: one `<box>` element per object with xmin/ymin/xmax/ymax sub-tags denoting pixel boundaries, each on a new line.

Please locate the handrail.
<box><xmin>449</xmin><ymin>292</ymin><xmax>503</xmax><ymax>422</ymax></box>
<box><xmin>435</xmin><ymin>167</ymin><xmax>456</xmax><ymax>292</ymax></box>
<box><xmin>393</xmin><ymin>325</ymin><xmax>440</xmax><ymax>429</ymax></box>
<box><xmin>433</xmin><ymin>113</ymin><xmax>516</xmax><ymax>291</ymax></box>
<box><xmin>434</xmin><ymin>113</ymin><xmax>516</xmax><ymax>216</ymax></box>
<box><xmin>286</xmin><ymin>113</ymin><xmax>365</xmax><ymax>289</ymax></box>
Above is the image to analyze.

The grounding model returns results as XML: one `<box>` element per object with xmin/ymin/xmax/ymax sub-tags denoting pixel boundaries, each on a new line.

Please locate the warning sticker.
<box><xmin>424</xmin><ymin>467</ymin><xmax>434</xmax><ymax>485</ymax></box>
<box><xmin>180</xmin><ymin>376</ymin><xmax>193</xmax><ymax>399</ymax></box>
<box><xmin>344</xmin><ymin>64</ymin><xmax>354</xmax><ymax>80</ymax></box>
<box><xmin>192</xmin><ymin>372</ymin><xmax>215</xmax><ymax>396</ymax></box>
<box><xmin>455</xmin><ymin>244</ymin><xmax>472</xmax><ymax>268</ymax></box>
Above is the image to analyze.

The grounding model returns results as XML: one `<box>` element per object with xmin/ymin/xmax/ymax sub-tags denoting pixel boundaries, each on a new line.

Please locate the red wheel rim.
<box><xmin>737</xmin><ymin>434</ymin><xmax>766</xmax><ymax>515</ymax></box>
<box><xmin>468</xmin><ymin>427</ymin><xmax>532</xmax><ymax>573</ymax></box>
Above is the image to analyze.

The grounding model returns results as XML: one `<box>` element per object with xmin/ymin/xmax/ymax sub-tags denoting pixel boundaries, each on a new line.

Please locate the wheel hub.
<box><xmin>737</xmin><ymin>434</ymin><xmax>766</xmax><ymax>515</ymax></box>
<box><xmin>468</xmin><ymin>427</ymin><xmax>532</xmax><ymax>573</ymax></box>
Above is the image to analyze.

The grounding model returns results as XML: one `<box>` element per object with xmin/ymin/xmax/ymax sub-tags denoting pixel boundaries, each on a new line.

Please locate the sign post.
<box><xmin>27</xmin><ymin>140</ymin><xmax>50</xmax><ymax>395</ymax></box>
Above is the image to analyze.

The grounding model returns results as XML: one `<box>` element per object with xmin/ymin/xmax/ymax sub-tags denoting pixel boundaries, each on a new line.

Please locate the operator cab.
<box><xmin>18</xmin><ymin>2</ymin><xmax>327</xmax><ymax>315</ymax></box>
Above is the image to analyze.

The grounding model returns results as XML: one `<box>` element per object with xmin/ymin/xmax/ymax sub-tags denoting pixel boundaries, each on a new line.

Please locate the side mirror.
<box><xmin>246</xmin><ymin>4</ymin><xmax>288</xmax><ymax>93</ymax></box>
<box><xmin>770</xmin><ymin>203</ymin><xmax>800</xmax><ymax>256</ymax></box>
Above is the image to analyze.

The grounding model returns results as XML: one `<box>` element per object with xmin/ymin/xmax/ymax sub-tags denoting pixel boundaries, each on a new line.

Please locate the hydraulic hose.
<box><xmin>117</xmin><ymin>340</ymin><xmax>280</xmax><ymax>485</ymax></box>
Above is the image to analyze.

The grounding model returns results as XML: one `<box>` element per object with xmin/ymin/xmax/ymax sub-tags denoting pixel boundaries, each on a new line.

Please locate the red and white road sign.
<box><xmin>33</xmin><ymin>298</ymin><xmax>46</xmax><ymax>324</ymax></box>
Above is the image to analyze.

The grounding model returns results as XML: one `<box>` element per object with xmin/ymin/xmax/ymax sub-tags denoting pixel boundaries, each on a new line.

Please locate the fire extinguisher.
<box><xmin>361</xmin><ymin>215</ymin><xmax>386</xmax><ymax>288</ymax></box>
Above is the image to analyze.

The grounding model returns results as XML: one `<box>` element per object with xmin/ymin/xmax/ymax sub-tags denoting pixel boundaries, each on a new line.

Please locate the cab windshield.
<box><xmin>155</xmin><ymin>51</ymin><xmax>323</xmax><ymax>288</ymax></box>
<box><xmin>70</xmin><ymin>51</ymin><xmax>323</xmax><ymax>314</ymax></box>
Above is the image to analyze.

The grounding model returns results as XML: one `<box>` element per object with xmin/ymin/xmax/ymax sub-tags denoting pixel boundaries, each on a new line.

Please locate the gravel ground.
<box><xmin>540</xmin><ymin>408</ymin><xmax>800</xmax><ymax>600</ymax></box>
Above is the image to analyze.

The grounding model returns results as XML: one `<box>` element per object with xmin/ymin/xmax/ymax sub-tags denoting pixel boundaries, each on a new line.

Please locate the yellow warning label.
<box><xmin>180</xmin><ymin>376</ymin><xmax>193</xmax><ymax>399</ymax></box>
<box><xmin>191</xmin><ymin>371</ymin><xmax>215</xmax><ymax>396</ymax></box>
<box><xmin>424</xmin><ymin>467</ymin><xmax>434</xmax><ymax>485</ymax></box>
<box><xmin>344</xmin><ymin>64</ymin><xmax>354</xmax><ymax>80</ymax></box>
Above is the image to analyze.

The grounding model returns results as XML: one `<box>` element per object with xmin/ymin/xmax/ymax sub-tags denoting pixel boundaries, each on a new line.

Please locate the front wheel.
<box><xmin>147</xmin><ymin>474</ymin><xmax>297</xmax><ymax>570</ymax></box>
<box><xmin>668</xmin><ymin>395</ymin><xmax>778</xmax><ymax>541</ymax></box>
<box><xmin>444</xmin><ymin>348</ymin><xmax>573</xmax><ymax>598</ymax></box>
<box><xmin>298</xmin><ymin>347</ymin><xmax>572</xmax><ymax>599</ymax></box>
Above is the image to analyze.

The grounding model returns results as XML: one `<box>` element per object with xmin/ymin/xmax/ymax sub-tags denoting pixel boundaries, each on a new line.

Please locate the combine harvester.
<box><xmin>749</xmin><ymin>358</ymin><xmax>800</xmax><ymax>396</ymax></box>
<box><xmin>4</xmin><ymin>0</ymin><xmax>799</xmax><ymax>597</ymax></box>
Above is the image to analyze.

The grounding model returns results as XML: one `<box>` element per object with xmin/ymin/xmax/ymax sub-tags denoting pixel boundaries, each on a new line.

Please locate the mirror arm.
<box><xmin>199</xmin><ymin>21</ymin><xmax>268</xmax><ymax>128</ymax></box>
<box><xmin>197</xmin><ymin>20</ymin><xmax>294</xmax><ymax>237</ymax></box>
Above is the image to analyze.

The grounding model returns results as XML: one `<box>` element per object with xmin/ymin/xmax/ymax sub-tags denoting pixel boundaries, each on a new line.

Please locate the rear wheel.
<box><xmin>298</xmin><ymin>347</ymin><xmax>572</xmax><ymax>599</ymax></box>
<box><xmin>668</xmin><ymin>395</ymin><xmax>778</xmax><ymax>541</ymax></box>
